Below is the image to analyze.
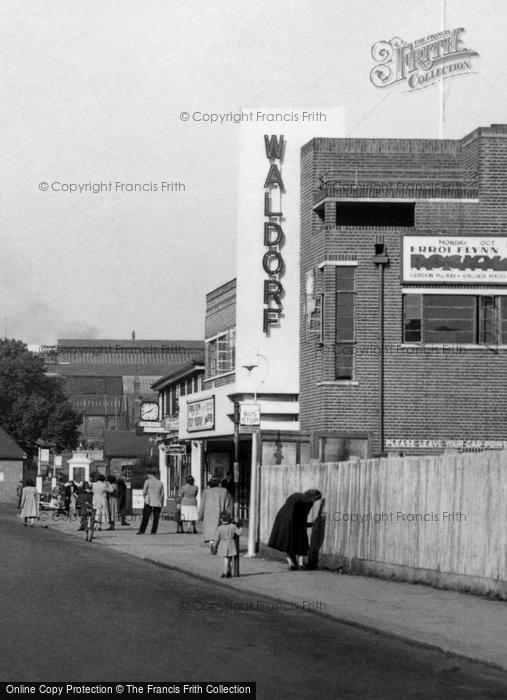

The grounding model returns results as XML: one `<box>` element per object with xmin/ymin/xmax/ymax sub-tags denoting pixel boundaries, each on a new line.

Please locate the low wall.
<box><xmin>259</xmin><ymin>451</ymin><xmax>507</xmax><ymax>599</ymax></box>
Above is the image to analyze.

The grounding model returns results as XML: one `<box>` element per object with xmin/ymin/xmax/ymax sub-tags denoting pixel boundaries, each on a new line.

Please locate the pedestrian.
<box><xmin>198</xmin><ymin>476</ymin><xmax>232</xmax><ymax>546</ymax></box>
<box><xmin>76</xmin><ymin>484</ymin><xmax>93</xmax><ymax>531</ymax></box>
<box><xmin>179</xmin><ymin>475</ymin><xmax>199</xmax><ymax>534</ymax></box>
<box><xmin>106</xmin><ymin>475</ymin><xmax>118</xmax><ymax>530</ymax></box>
<box><xmin>16</xmin><ymin>480</ymin><xmax>23</xmax><ymax>509</ymax></box>
<box><xmin>64</xmin><ymin>479</ymin><xmax>78</xmax><ymax>515</ymax></box>
<box><xmin>91</xmin><ymin>474</ymin><xmax>109</xmax><ymax>531</ymax></box>
<box><xmin>221</xmin><ymin>470</ymin><xmax>235</xmax><ymax>497</ymax></box>
<box><xmin>268</xmin><ymin>489</ymin><xmax>322</xmax><ymax>570</ymax></box>
<box><xmin>19</xmin><ymin>479</ymin><xmax>39</xmax><ymax>527</ymax></box>
<box><xmin>212</xmin><ymin>510</ymin><xmax>242</xmax><ymax>578</ymax></box>
<box><xmin>117</xmin><ymin>471</ymin><xmax>130</xmax><ymax>526</ymax></box>
<box><xmin>137</xmin><ymin>469</ymin><xmax>165</xmax><ymax>535</ymax></box>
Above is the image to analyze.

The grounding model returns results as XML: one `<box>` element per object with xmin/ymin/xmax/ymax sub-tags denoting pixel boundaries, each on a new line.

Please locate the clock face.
<box><xmin>140</xmin><ymin>402</ymin><xmax>159</xmax><ymax>421</ymax></box>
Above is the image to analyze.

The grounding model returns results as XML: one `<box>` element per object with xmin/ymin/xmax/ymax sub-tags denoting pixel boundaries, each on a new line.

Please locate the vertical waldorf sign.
<box><xmin>235</xmin><ymin>107</ymin><xmax>345</xmax><ymax>396</ymax></box>
<box><xmin>263</xmin><ymin>135</ymin><xmax>286</xmax><ymax>333</ymax></box>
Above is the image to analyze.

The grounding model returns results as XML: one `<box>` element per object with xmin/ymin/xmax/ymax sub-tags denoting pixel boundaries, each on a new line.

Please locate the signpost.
<box><xmin>165</xmin><ymin>443</ymin><xmax>186</xmax><ymax>455</ymax></box>
<box><xmin>242</xmin><ymin>402</ymin><xmax>261</xmax><ymax>559</ymax></box>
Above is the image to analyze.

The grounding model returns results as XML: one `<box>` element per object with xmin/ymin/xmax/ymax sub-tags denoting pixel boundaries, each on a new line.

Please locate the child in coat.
<box><xmin>212</xmin><ymin>510</ymin><xmax>242</xmax><ymax>578</ymax></box>
<box><xmin>76</xmin><ymin>484</ymin><xmax>93</xmax><ymax>531</ymax></box>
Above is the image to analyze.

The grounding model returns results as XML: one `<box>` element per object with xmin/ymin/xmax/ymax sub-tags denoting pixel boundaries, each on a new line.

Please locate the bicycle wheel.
<box><xmin>88</xmin><ymin>515</ymin><xmax>95</xmax><ymax>543</ymax></box>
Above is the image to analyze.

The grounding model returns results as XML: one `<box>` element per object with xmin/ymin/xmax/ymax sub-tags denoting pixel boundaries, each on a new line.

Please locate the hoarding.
<box><xmin>187</xmin><ymin>396</ymin><xmax>215</xmax><ymax>432</ymax></box>
<box><xmin>402</xmin><ymin>236</ymin><xmax>507</xmax><ymax>284</ymax></box>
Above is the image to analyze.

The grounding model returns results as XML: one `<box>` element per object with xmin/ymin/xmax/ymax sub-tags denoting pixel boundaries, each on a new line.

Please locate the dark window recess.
<box><xmin>478</xmin><ymin>296</ymin><xmax>496</xmax><ymax>344</ymax></box>
<box><xmin>336</xmin><ymin>202</ymin><xmax>415</xmax><ymax>227</ymax></box>
<box><xmin>501</xmin><ymin>298</ymin><xmax>507</xmax><ymax>344</ymax></box>
<box><xmin>424</xmin><ymin>295</ymin><xmax>475</xmax><ymax>344</ymax></box>
<box><xmin>403</xmin><ymin>294</ymin><xmax>422</xmax><ymax>342</ymax></box>
<box><xmin>403</xmin><ymin>294</ymin><xmax>505</xmax><ymax>344</ymax></box>
<box><xmin>335</xmin><ymin>267</ymin><xmax>356</xmax><ymax>380</ymax></box>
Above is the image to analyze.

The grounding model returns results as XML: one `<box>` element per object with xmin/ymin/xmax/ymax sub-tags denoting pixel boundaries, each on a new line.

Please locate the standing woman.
<box><xmin>198</xmin><ymin>476</ymin><xmax>232</xmax><ymax>546</ymax></box>
<box><xmin>106</xmin><ymin>475</ymin><xmax>118</xmax><ymax>530</ymax></box>
<box><xmin>20</xmin><ymin>479</ymin><xmax>39</xmax><ymax>527</ymax></box>
<box><xmin>179</xmin><ymin>475</ymin><xmax>199</xmax><ymax>534</ymax></box>
<box><xmin>91</xmin><ymin>474</ymin><xmax>109</xmax><ymax>531</ymax></box>
<box><xmin>268</xmin><ymin>489</ymin><xmax>322</xmax><ymax>570</ymax></box>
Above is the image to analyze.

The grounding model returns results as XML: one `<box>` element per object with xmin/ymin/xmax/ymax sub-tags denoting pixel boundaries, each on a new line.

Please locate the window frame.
<box><xmin>403</xmin><ymin>293</ymin><xmax>506</xmax><ymax>345</ymax></box>
<box><xmin>335</xmin><ymin>267</ymin><xmax>356</xmax><ymax>380</ymax></box>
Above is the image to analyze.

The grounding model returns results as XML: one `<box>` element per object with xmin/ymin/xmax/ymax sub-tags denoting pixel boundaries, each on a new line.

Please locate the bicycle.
<box><xmin>84</xmin><ymin>504</ymin><xmax>98</xmax><ymax>543</ymax></box>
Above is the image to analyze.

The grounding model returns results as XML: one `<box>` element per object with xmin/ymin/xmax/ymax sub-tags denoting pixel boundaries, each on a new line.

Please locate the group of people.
<box><xmin>16</xmin><ymin>473</ymin><xmax>130</xmax><ymax>530</ymax></box>
<box><xmin>17</xmin><ymin>468</ymin><xmax>324</xmax><ymax>577</ymax></box>
<box><xmin>80</xmin><ymin>473</ymin><xmax>130</xmax><ymax>531</ymax></box>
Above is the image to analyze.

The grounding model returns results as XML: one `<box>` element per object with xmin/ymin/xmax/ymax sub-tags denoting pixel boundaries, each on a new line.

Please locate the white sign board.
<box><xmin>403</xmin><ymin>236</ymin><xmax>507</xmax><ymax>284</ymax></box>
<box><xmin>187</xmin><ymin>396</ymin><xmax>215</xmax><ymax>432</ymax></box>
<box><xmin>240</xmin><ymin>403</ymin><xmax>260</xmax><ymax>426</ymax></box>
<box><xmin>386</xmin><ymin>438</ymin><xmax>507</xmax><ymax>450</ymax></box>
<box><xmin>132</xmin><ymin>489</ymin><xmax>144</xmax><ymax>509</ymax></box>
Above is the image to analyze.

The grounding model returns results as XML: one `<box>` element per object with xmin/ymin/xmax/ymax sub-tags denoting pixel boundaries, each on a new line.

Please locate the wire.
<box><xmin>346</xmin><ymin>90</ymin><xmax>396</xmax><ymax>137</ymax></box>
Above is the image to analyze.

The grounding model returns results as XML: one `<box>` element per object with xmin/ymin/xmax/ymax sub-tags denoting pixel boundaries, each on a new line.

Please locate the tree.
<box><xmin>0</xmin><ymin>339</ymin><xmax>81</xmax><ymax>456</ymax></box>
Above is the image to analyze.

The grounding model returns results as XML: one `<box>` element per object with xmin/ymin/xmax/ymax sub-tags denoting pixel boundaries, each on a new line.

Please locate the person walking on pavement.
<box><xmin>76</xmin><ymin>484</ymin><xmax>93</xmax><ymax>531</ymax></box>
<box><xmin>20</xmin><ymin>479</ymin><xmax>39</xmax><ymax>527</ymax></box>
<box><xmin>16</xmin><ymin>480</ymin><xmax>24</xmax><ymax>509</ymax></box>
<box><xmin>212</xmin><ymin>510</ymin><xmax>242</xmax><ymax>578</ymax></box>
<box><xmin>91</xmin><ymin>474</ymin><xmax>109</xmax><ymax>531</ymax></box>
<box><xmin>221</xmin><ymin>470</ymin><xmax>235</xmax><ymax>497</ymax></box>
<box><xmin>106</xmin><ymin>474</ymin><xmax>119</xmax><ymax>530</ymax></box>
<box><xmin>268</xmin><ymin>489</ymin><xmax>322</xmax><ymax>570</ymax></box>
<box><xmin>137</xmin><ymin>469</ymin><xmax>165</xmax><ymax>535</ymax></box>
<box><xmin>198</xmin><ymin>476</ymin><xmax>232</xmax><ymax>547</ymax></box>
<box><xmin>179</xmin><ymin>475</ymin><xmax>199</xmax><ymax>534</ymax></box>
<box><xmin>117</xmin><ymin>471</ymin><xmax>130</xmax><ymax>526</ymax></box>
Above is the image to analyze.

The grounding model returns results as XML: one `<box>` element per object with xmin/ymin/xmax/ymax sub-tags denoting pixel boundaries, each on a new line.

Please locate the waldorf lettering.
<box><xmin>263</xmin><ymin>135</ymin><xmax>286</xmax><ymax>333</ymax></box>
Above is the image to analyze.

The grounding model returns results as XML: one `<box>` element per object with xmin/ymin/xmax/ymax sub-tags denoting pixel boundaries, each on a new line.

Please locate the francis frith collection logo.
<box><xmin>370</xmin><ymin>28</ymin><xmax>479</xmax><ymax>92</ymax></box>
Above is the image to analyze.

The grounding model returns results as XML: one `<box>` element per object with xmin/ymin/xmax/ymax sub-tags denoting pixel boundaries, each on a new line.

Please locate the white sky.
<box><xmin>2</xmin><ymin>0</ymin><xmax>506</xmax><ymax>344</ymax></box>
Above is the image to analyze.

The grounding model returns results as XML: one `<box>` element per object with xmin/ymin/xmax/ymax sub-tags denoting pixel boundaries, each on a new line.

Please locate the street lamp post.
<box><xmin>242</xmin><ymin>362</ymin><xmax>263</xmax><ymax>559</ymax></box>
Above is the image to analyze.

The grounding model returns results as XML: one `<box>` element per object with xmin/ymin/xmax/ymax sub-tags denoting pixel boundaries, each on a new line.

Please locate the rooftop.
<box><xmin>0</xmin><ymin>427</ymin><xmax>25</xmax><ymax>460</ymax></box>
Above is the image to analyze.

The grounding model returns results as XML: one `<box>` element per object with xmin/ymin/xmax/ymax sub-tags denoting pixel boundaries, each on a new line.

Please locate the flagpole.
<box><xmin>439</xmin><ymin>0</ymin><xmax>446</xmax><ymax>139</ymax></box>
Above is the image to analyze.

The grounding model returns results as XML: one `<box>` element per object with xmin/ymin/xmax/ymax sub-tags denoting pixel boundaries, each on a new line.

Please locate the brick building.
<box><xmin>300</xmin><ymin>124</ymin><xmax>507</xmax><ymax>457</ymax></box>
<box><xmin>0</xmin><ymin>427</ymin><xmax>25</xmax><ymax>502</ymax></box>
<box><xmin>44</xmin><ymin>338</ymin><xmax>203</xmax><ymax>448</ymax></box>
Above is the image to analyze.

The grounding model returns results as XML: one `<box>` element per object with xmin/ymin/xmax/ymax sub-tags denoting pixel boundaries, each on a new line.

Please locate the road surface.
<box><xmin>1</xmin><ymin>508</ymin><xmax>506</xmax><ymax>699</ymax></box>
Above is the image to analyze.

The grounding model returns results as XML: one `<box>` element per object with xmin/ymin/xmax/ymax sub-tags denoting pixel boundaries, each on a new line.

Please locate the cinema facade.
<box><xmin>153</xmin><ymin>122</ymin><xmax>507</xmax><ymax>514</ymax></box>
<box><xmin>300</xmin><ymin>123</ymin><xmax>507</xmax><ymax>457</ymax></box>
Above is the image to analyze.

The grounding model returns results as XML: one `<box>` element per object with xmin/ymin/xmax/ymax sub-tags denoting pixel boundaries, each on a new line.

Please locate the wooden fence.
<box><xmin>259</xmin><ymin>451</ymin><xmax>507</xmax><ymax>598</ymax></box>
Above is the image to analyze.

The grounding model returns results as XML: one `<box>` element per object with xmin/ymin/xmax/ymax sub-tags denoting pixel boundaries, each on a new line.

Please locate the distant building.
<box><xmin>43</xmin><ymin>338</ymin><xmax>204</xmax><ymax>448</ymax></box>
<box><xmin>151</xmin><ymin>357</ymin><xmax>205</xmax><ymax>498</ymax></box>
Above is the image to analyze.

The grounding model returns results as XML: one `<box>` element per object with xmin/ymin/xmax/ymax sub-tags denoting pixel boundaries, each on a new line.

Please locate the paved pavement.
<box><xmin>37</xmin><ymin>508</ymin><xmax>507</xmax><ymax>673</ymax></box>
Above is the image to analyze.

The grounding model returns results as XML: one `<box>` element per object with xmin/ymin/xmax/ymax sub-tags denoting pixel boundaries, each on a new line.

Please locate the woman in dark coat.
<box><xmin>268</xmin><ymin>489</ymin><xmax>322</xmax><ymax>570</ymax></box>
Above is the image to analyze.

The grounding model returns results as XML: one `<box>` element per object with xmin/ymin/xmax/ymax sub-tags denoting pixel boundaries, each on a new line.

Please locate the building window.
<box><xmin>335</xmin><ymin>267</ymin><xmax>356</xmax><ymax>379</ymax></box>
<box><xmin>403</xmin><ymin>295</ymin><xmax>507</xmax><ymax>344</ymax></box>
<box><xmin>205</xmin><ymin>328</ymin><xmax>236</xmax><ymax>378</ymax></box>
<box><xmin>336</xmin><ymin>202</ymin><xmax>415</xmax><ymax>227</ymax></box>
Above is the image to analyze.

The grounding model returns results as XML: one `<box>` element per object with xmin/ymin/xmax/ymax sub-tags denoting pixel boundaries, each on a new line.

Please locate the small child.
<box><xmin>213</xmin><ymin>510</ymin><xmax>242</xmax><ymax>578</ymax></box>
<box><xmin>76</xmin><ymin>484</ymin><xmax>93</xmax><ymax>531</ymax></box>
